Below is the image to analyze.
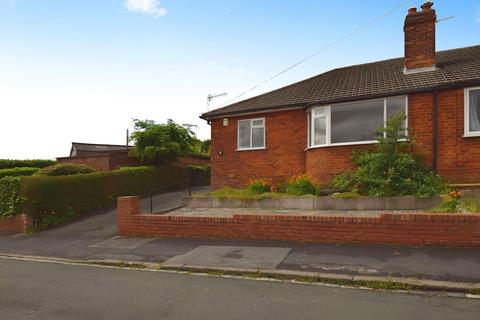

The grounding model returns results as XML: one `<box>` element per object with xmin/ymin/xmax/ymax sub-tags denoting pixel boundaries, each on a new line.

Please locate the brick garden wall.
<box><xmin>118</xmin><ymin>196</ymin><xmax>480</xmax><ymax>247</ymax></box>
<box><xmin>0</xmin><ymin>214</ymin><xmax>33</xmax><ymax>234</ymax></box>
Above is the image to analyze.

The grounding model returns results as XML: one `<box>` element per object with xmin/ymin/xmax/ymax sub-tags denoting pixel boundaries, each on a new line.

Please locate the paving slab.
<box><xmin>163</xmin><ymin>245</ymin><xmax>291</xmax><ymax>269</ymax></box>
<box><xmin>89</xmin><ymin>236</ymin><xmax>155</xmax><ymax>249</ymax></box>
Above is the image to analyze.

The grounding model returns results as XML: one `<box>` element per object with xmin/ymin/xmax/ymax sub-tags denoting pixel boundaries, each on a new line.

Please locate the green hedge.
<box><xmin>0</xmin><ymin>159</ymin><xmax>55</xmax><ymax>170</ymax></box>
<box><xmin>0</xmin><ymin>177</ymin><xmax>23</xmax><ymax>218</ymax></box>
<box><xmin>34</xmin><ymin>163</ymin><xmax>94</xmax><ymax>176</ymax></box>
<box><xmin>0</xmin><ymin>167</ymin><xmax>40</xmax><ymax>179</ymax></box>
<box><xmin>19</xmin><ymin>165</ymin><xmax>210</xmax><ymax>227</ymax></box>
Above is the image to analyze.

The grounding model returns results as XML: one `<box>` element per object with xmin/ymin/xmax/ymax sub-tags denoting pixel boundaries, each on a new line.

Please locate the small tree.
<box><xmin>129</xmin><ymin>119</ymin><xmax>198</xmax><ymax>164</ymax></box>
<box><xmin>331</xmin><ymin>114</ymin><xmax>445</xmax><ymax>198</ymax></box>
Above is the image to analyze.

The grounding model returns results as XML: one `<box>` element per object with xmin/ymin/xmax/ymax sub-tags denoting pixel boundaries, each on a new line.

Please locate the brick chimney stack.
<box><xmin>404</xmin><ymin>1</ymin><xmax>437</xmax><ymax>73</ymax></box>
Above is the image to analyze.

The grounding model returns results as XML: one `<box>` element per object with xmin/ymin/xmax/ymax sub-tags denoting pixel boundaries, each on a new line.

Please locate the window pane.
<box><xmin>252</xmin><ymin>119</ymin><xmax>264</xmax><ymax>127</ymax></box>
<box><xmin>252</xmin><ymin>127</ymin><xmax>264</xmax><ymax>148</ymax></box>
<box><xmin>331</xmin><ymin>100</ymin><xmax>384</xmax><ymax>143</ymax></box>
<box><xmin>387</xmin><ymin>97</ymin><xmax>406</xmax><ymax>119</ymax></box>
<box><xmin>387</xmin><ymin>97</ymin><xmax>407</xmax><ymax>136</ymax></box>
<box><xmin>470</xmin><ymin>89</ymin><xmax>480</xmax><ymax>132</ymax></box>
<box><xmin>314</xmin><ymin>107</ymin><xmax>326</xmax><ymax>117</ymax></box>
<box><xmin>238</xmin><ymin>120</ymin><xmax>251</xmax><ymax>148</ymax></box>
<box><xmin>314</xmin><ymin>117</ymin><xmax>326</xmax><ymax>145</ymax></box>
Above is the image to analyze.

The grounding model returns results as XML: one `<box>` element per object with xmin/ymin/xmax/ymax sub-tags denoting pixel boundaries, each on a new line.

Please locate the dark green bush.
<box><xmin>20</xmin><ymin>165</ymin><xmax>210</xmax><ymax>227</ymax></box>
<box><xmin>331</xmin><ymin>114</ymin><xmax>445</xmax><ymax>198</ymax></box>
<box><xmin>0</xmin><ymin>177</ymin><xmax>23</xmax><ymax>218</ymax></box>
<box><xmin>0</xmin><ymin>159</ymin><xmax>55</xmax><ymax>169</ymax></box>
<box><xmin>34</xmin><ymin>163</ymin><xmax>95</xmax><ymax>176</ymax></box>
<box><xmin>0</xmin><ymin>167</ymin><xmax>39</xmax><ymax>179</ymax></box>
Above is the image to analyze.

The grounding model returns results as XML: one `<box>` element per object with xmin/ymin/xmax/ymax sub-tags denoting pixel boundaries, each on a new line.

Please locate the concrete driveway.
<box><xmin>38</xmin><ymin>186</ymin><xmax>210</xmax><ymax>239</ymax></box>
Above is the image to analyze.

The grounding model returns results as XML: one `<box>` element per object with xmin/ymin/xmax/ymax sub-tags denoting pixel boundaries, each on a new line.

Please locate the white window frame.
<box><xmin>237</xmin><ymin>118</ymin><xmax>266</xmax><ymax>151</ymax></box>
<box><xmin>308</xmin><ymin>96</ymin><xmax>408</xmax><ymax>148</ymax></box>
<box><xmin>464</xmin><ymin>87</ymin><xmax>480</xmax><ymax>138</ymax></box>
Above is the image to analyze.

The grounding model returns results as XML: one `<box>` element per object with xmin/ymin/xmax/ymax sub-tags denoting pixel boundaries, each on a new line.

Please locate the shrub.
<box><xmin>435</xmin><ymin>191</ymin><xmax>462</xmax><ymax>213</ymax></box>
<box><xmin>246</xmin><ymin>179</ymin><xmax>272</xmax><ymax>194</ymax></box>
<box><xmin>20</xmin><ymin>165</ymin><xmax>209</xmax><ymax>227</ymax></box>
<box><xmin>34</xmin><ymin>163</ymin><xmax>95</xmax><ymax>176</ymax></box>
<box><xmin>331</xmin><ymin>114</ymin><xmax>445</xmax><ymax>198</ymax></box>
<box><xmin>0</xmin><ymin>159</ymin><xmax>55</xmax><ymax>169</ymax></box>
<box><xmin>0</xmin><ymin>177</ymin><xmax>23</xmax><ymax>218</ymax></box>
<box><xmin>285</xmin><ymin>174</ymin><xmax>318</xmax><ymax>195</ymax></box>
<box><xmin>0</xmin><ymin>167</ymin><xmax>39</xmax><ymax>179</ymax></box>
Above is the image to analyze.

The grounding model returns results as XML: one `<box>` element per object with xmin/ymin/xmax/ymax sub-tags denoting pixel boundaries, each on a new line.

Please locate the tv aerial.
<box><xmin>207</xmin><ymin>92</ymin><xmax>228</xmax><ymax>111</ymax></box>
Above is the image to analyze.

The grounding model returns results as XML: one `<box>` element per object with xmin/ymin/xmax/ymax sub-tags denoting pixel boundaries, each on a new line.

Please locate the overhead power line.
<box><xmin>220</xmin><ymin>0</ymin><xmax>412</xmax><ymax>107</ymax></box>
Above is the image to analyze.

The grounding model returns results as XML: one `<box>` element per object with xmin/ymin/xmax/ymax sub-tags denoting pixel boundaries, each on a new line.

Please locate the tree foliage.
<box><xmin>331</xmin><ymin>113</ymin><xmax>445</xmax><ymax>198</ymax></box>
<box><xmin>129</xmin><ymin>119</ymin><xmax>200</xmax><ymax>164</ymax></box>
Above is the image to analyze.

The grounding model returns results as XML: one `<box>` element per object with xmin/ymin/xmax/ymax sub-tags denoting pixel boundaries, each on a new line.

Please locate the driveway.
<box><xmin>38</xmin><ymin>186</ymin><xmax>210</xmax><ymax>239</ymax></box>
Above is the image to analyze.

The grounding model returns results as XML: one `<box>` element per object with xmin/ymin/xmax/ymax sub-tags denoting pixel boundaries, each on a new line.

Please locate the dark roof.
<box><xmin>201</xmin><ymin>45</ymin><xmax>480</xmax><ymax>119</ymax></box>
<box><xmin>71</xmin><ymin>142</ymin><xmax>132</xmax><ymax>154</ymax></box>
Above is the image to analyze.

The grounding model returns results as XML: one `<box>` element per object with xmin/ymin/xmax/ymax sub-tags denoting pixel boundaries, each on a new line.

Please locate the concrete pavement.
<box><xmin>1</xmin><ymin>258</ymin><xmax>479</xmax><ymax>320</ymax></box>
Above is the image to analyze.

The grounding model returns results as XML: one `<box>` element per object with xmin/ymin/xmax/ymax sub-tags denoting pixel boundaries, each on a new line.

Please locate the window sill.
<box><xmin>305</xmin><ymin>140</ymin><xmax>378</xmax><ymax>151</ymax></box>
<box><xmin>236</xmin><ymin>147</ymin><xmax>266</xmax><ymax>152</ymax></box>
<box><xmin>463</xmin><ymin>132</ymin><xmax>480</xmax><ymax>138</ymax></box>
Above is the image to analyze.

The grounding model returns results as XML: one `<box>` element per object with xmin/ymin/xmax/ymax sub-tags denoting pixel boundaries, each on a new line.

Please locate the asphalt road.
<box><xmin>0</xmin><ymin>258</ymin><xmax>479</xmax><ymax>320</ymax></box>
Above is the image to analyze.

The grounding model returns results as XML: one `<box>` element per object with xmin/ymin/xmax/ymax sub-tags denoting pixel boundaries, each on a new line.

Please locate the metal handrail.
<box><xmin>147</xmin><ymin>177</ymin><xmax>192</xmax><ymax>213</ymax></box>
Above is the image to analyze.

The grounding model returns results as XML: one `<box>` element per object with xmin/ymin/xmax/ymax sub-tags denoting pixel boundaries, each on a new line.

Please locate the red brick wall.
<box><xmin>57</xmin><ymin>153</ymin><xmax>136</xmax><ymax>171</ymax></box>
<box><xmin>58</xmin><ymin>153</ymin><xmax>210</xmax><ymax>172</ymax></box>
<box><xmin>177</xmin><ymin>155</ymin><xmax>211</xmax><ymax>167</ymax></box>
<box><xmin>209</xmin><ymin>88</ymin><xmax>480</xmax><ymax>188</ymax></box>
<box><xmin>306</xmin><ymin>145</ymin><xmax>371</xmax><ymax>184</ymax></box>
<box><xmin>437</xmin><ymin>88</ymin><xmax>480</xmax><ymax>182</ymax></box>
<box><xmin>211</xmin><ymin>109</ymin><xmax>307</xmax><ymax>189</ymax></box>
<box><xmin>118</xmin><ymin>196</ymin><xmax>480</xmax><ymax>247</ymax></box>
<box><xmin>0</xmin><ymin>214</ymin><xmax>33</xmax><ymax>234</ymax></box>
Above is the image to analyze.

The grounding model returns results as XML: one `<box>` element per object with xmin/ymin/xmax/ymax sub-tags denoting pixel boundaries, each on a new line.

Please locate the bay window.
<box><xmin>308</xmin><ymin>96</ymin><xmax>407</xmax><ymax>147</ymax></box>
<box><xmin>237</xmin><ymin>118</ymin><xmax>265</xmax><ymax>150</ymax></box>
<box><xmin>465</xmin><ymin>87</ymin><xmax>480</xmax><ymax>137</ymax></box>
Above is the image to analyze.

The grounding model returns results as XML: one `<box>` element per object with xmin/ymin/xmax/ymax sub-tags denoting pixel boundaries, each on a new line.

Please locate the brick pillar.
<box><xmin>117</xmin><ymin>196</ymin><xmax>140</xmax><ymax>235</ymax></box>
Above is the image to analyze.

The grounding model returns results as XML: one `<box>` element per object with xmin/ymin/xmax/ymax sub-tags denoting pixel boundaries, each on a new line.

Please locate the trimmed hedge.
<box><xmin>34</xmin><ymin>163</ymin><xmax>94</xmax><ymax>176</ymax></box>
<box><xmin>0</xmin><ymin>159</ymin><xmax>55</xmax><ymax>169</ymax></box>
<box><xmin>0</xmin><ymin>177</ymin><xmax>23</xmax><ymax>218</ymax></box>
<box><xmin>19</xmin><ymin>165</ymin><xmax>210</xmax><ymax>226</ymax></box>
<box><xmin>0</xmin><ymin>167</ymin><xmax>39</xmax><ymax>179</ymax></box>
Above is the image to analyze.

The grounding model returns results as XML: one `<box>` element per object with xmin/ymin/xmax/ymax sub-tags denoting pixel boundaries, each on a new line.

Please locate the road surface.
<box><xmin>0</xmin><ymin>258</ymin><xmax>478</xmax><ymax>320</ymax></box>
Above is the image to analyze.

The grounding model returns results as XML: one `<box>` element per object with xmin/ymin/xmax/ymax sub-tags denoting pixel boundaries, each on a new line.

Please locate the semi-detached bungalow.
<box><xmin>201</xmin><ymin>2</ymin><xmax>480</xmax><ymax>189</ymax></box>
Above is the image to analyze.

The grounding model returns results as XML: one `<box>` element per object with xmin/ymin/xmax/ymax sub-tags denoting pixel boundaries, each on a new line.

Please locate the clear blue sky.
<box><xmin>1</xmin><ymin>0</ymin><xmax>479</xmax><ymax>159</ymax></box>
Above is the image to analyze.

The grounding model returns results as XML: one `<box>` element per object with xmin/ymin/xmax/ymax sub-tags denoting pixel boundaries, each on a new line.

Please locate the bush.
<box><xmin>285</xmin><ymin>174</ymin><xmax>318</xmax><ymax>195</ymax></box>
<box><xmin>34</xmin><ymin>163</ymin><xmax>95</xmax><ymax>176</ymax></box>
<box><xmin>20</xmin><ymin>165</ymin><xmax>209</xmax><ymax>227</ymax></box>
<box><xmin>0</xmin><ymin>159</ymin><xmax>55</xmax><ymax>169</ymax></box>
<box><xmin>0</xmin><ymin>177</ymin><xmax>23</xmax><ymax>218</ymax></box>
<box><xmin>0</xmin><ymin>167</ymin><xmax>39</xmax><ymax>179</ymax></box>
<box><xmin>331</xmin><ymin>114</ymin><xmax>445</xmax><ymax>198</ymax></box>
<box><xmin>246</xmin><ymin>179</ymin><xmax>272</xmax><ymax>194</ymax></box>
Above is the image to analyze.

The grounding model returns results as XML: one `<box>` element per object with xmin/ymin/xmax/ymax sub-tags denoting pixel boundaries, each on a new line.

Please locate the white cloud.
<box><xmin>125</xmin><ymin>0</ymin><xmax>167</xmax><ymax>17</ymax></box>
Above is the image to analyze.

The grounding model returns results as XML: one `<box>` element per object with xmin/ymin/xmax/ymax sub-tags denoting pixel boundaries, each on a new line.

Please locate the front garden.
<box><xmin>203</xmin><ymin>115</ymin><xmax>477</xmax><ymax>213</ymax></box>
